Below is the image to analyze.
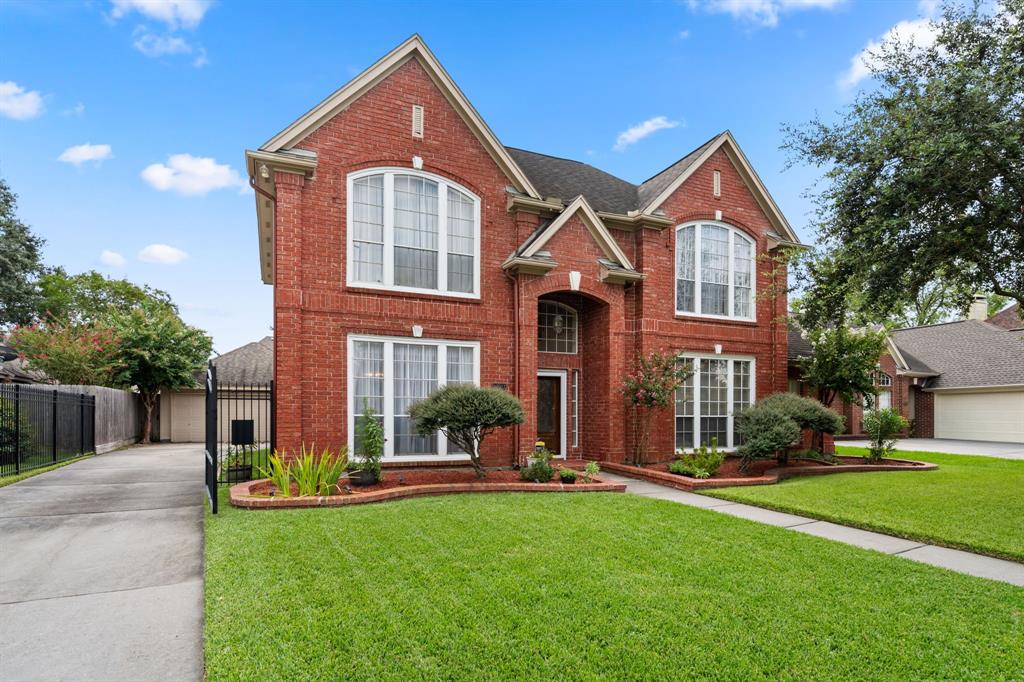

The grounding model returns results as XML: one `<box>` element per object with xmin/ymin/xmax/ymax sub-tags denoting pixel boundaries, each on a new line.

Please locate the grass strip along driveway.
<box><xmin>206</xmin><ymin>490</ymin><xmax>1023</xmax><ymax>681</ymax></box>
<box><xmin>704</xmin><ymin>447</ymin><xmax>1024</xmax><ymax>562</ymax></box>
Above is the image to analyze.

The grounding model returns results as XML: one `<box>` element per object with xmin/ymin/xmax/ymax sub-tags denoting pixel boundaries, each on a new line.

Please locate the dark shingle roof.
<box><xmin>987</xmin><ymin>303</ymin><xmax>1023</xmax><ymax>331</ymax></box>
<box><xmin>891</xmin><ymin>321</ymin><xmax>1024</xmax><ymax>389</ymax></box>
<box><xmin>506</xmin><ymin>148</ymin><xmax>638</xmax><ymax>214</ymax></box>
<box><xmin>636</xmin><ymin>133</ymin><xmax>722</xmax><ymax>209</ymax></box>
<box><xmin>506</xmin><ymin>133</ymin><xmax>725</xmax><ymax>216</ymax></box>
<box><xmin>212</xmin><ymin>336</ymin><xmax>273</xmax><ymax>385</ymax></box>
<box><xmin>787</xmin><ymin>325</ymin><xmax>813</xmax><ymax>361</ymax></box>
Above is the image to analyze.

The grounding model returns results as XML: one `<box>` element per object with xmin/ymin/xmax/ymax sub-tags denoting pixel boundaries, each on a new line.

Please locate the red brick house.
<box><xmin>245</xmin><ymin>36</ymin><xmax>802</xmax><ymax>466</ymax></box>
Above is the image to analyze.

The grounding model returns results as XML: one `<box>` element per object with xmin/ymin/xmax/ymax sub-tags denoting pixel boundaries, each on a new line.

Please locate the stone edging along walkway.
<box><xmin>599</xmin><ymin>457</ymin><xmax>936</xmax><ymax>490</ymax></box>
<box><xmin>229</xmin><ymin>478</ymin><xmax>627</xmax><ymax>509</ymax></box>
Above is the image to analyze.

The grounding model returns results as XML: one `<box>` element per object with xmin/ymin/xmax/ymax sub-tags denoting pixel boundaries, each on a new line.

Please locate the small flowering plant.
<box><xmin>622</xmin><ymin>351</ymin><xmax>692</xmax><ymax>465</ymax></box>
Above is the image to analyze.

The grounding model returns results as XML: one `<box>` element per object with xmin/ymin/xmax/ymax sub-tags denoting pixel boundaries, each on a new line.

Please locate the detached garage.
<box><xmin>158</xmin><ymin>336</ymin><xmax>273</xmax><ymax>443</ymax></box>
<box><xmin>892</xmin><ymin>319</ymin><xmax>1024</xmax><ymax>444</ymax></box>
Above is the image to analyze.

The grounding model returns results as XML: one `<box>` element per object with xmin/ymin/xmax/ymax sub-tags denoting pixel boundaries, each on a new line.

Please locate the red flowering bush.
<box><xmin>8</xmin><ymin>317</ymin><xmax>121</xmax><ymax>385</ymax></box>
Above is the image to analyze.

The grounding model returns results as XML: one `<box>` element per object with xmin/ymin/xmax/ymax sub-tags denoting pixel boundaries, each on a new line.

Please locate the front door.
<box><xmin>536</xmin><ymin>375</ymin><xmax>562</xmax><ymax>455</ymax></box>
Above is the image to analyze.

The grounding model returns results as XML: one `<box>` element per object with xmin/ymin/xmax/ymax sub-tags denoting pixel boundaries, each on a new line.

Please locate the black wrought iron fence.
<box><xmin>0</xmin><ymin>384</ymin><xmax>96</xmax><ymax>477</ymax></box>
<box><xmin>204</xmin><ymin>361</ymin><xmax>274</xmax><ymax>513</ymax></box>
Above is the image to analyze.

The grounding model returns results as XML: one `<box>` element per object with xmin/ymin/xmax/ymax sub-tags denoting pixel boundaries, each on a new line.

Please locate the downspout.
<box><xmin>504</xmin><ymin>268</ymin><xmax>520</xmax><ymax>466</ymax></box>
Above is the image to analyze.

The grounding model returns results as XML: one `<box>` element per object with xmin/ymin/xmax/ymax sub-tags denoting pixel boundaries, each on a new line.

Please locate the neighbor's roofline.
<box><xmin>259</xmin><ymin>34</ymin><xmax>540</xmax><ymax>199</ymax></box>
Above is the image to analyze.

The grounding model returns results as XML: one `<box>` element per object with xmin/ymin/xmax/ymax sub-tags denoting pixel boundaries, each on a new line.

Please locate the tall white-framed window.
<box><xmin>871</xmin><ymin>372</ymin><xmax>893</xmax><ymax>411</ymax></box>
<box><xmin>571</xmin><ymin>369</ymin><xmax>579</xmax><ymax>448</ymax></box>
<box><xmin>346</xmin><ymin>168</ymin><xmax>481</xmax><ymax>298</ymax></box>
<box><xmin>348</xmin><ymin>334</ymin><xmax>480</xmax><ymax>460</ymax></box>
<box><xmin>538</xmin><ymin>301</ymin><xmax>578</xmax><ymax>354</ymax></box>
<box><xmin>675</xmin><ymin>355</ymin><xmax>755</xmax><ymax>451</ymax></box>
<box><xmin>675</xmin><ymin>222</ymin><xmax>756</xmax><ymax>320</ymax></box>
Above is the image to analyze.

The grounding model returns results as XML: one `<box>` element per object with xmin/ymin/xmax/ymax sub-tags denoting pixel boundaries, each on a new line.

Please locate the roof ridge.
<box><xmin>638</xmin><ymin>131</ymin><xmax>725</xmax><ymax>186</ymax></box>
<box><xmin>892</xmin><ymin>319</ymin><xmax>980</xmax><ymax>332</ymax></box>
<box><xmin>506</xmin><ymin>147</ymin><xmax>637</xmax><ymax>187</ymax></box>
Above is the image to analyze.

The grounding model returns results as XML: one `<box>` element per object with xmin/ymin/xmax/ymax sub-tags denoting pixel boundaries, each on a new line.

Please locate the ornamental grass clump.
<box><xmin>260</xmin><ymin>445</ymin><xmax>348</xmax><ymax>497</ymax></box>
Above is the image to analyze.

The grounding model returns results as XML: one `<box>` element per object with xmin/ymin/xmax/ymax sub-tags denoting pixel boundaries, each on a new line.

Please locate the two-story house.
<box><xmin>246</xmin><ymin>35</ymin><xmax>802</xmax><ymax>466</ymax></box>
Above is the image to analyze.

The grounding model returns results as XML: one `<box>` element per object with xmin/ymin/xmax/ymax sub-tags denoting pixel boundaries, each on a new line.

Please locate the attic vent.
<box><xmin>411</xmin><ymin>104</ymin><xmax>424</xmax><ymax>138</ymax></box>
<box><xmin>713</xmin><ymin>170</ymin><xmax>721</xmax><ymax>197</ymax></box>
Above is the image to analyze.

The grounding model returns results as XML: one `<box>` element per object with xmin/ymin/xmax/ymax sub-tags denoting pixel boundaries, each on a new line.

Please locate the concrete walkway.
<box><xmin>841</xmin><ymin>437</ymin><xmax>1024</xmax><ymax>460</ymax></box>
<box><xmin>0</xmin><ymin>444</ymin><xmax>205</xmax><ymax>682</ymax></box>
<box><xmin>602</xmin><ymin>473</ymin><xmax>1024</xmax><ymax>587</ymax></box>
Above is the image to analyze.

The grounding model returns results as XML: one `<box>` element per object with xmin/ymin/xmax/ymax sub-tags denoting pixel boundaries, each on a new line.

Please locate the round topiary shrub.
<box><xmin>735</xmin><ymin>406</ymin><xmax>802</xmax><ymax>473</ymax></box>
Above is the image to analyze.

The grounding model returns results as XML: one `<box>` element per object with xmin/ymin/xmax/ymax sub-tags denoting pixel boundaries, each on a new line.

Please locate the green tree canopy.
<box><xmin>0</xmin><ymin>178</ymin><xmax>46</xmax><ymax>327</ymax></box>
<box><xmin>786</xmin><ymin>1</ymin><xmax>1024</xmax><ymax>327</ymax></box>
<box><xmin>109</xmin><ymin>305</ymin><xmax>213</xmax><ymax>443</ymax></box>
<box><xmin>798</xmin><ymin>325</ymin><xmax>887</xmax><ymax>409</ymax></box>
<box><xmin>38</xmin><ymin>269</ymin><xmax>175</xmax><ymax>325</ymax></box>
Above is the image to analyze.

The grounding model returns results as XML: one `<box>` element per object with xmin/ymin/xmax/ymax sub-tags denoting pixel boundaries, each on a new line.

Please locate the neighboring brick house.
<box><xmin>245</xmin><ymin>36</ymin><xmax>802</xmax><ymax>466</ymax></box>
<box><xmin>789</xmin><ymin>302</ymin><xmax>1024</xmax><ymax>444</ymax></box>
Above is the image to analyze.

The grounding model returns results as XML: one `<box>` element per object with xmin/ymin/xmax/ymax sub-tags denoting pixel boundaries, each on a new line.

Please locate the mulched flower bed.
<box><xmin>230</xmin><ymin>466</ymin><xmax>626</xmax><ymax>509</ymax></box>
<box><xmin>600</xmin><ymin>455</ymin><xmax>936</xmax><ymax>491</ymax></box>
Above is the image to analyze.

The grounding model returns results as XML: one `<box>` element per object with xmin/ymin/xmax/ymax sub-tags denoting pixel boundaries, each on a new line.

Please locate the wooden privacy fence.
<box><xmin>56</xmin><ymin>385</ymin><xmax>142</xmax><ymax>453</ymax></box>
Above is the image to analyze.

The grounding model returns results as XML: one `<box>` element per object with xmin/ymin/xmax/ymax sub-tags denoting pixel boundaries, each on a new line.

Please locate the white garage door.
<box><xmin>934</xmin><ymin>391</ymin><xmax>1024</xmax><ymax>443</ymax></box>
<box><xmin>168</xmin><ymin>393</ymin><xmax>205</xmax><ymax>442</ymax></box>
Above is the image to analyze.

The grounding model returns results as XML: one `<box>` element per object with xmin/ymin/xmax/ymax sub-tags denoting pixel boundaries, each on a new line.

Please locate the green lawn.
<box><xmin>704</xmin><ymin>447</ymin><xmax>1024</xmax><ymax>561</ymax></box>
<box><xmin>0</xmin><ymin>454</ymin><xmax>94</xmax><ymax>488</ymax></box>
<box><xmin>205</xmin><ymin>490</ymin><xmax>1024</xmax><ymax>681</ymax></box>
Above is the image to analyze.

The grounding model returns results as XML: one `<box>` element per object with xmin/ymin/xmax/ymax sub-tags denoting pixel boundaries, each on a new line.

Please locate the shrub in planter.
<box><xmin>520</xmin><ymin>459</ymin><xmax>554</xmax><ymax>483</ymax></box>
<box><xmin>259</xmin><ymin>452</ymin><xmax>293</xmax><ymax>497</ymax></box>
<box><xmin>291</xmin><ymin>444</ymin><xmax>348</xmax><ymax>496</ymax></box>
<box><xmin>410</xmin><ymin>385</ymin><xmax>525</xmax><ymax>478</ymax></box>
<box><xmin>580</xmin><ymin>461</ymin><xmax>600</xmax><ymax>483</ymax></box>
<box><xmin>527</xmin><ymin>447</ymin><xmax>555</xmax><ymax>468</ymax></box>
<box><xmin>735</xmin><ymin>406</ymin><xmax>802</xmax><ymax>474</ymax></box>
<box><xmin>757</xmin><ymin>393</ymin><xmax>844</xmax><ymax>463</ymax></box>
<box><xmin>558</xmin><ymin>467</ymin><xmax>577</xmax><ymax>484</ymax></box>
<box><xmin>862</xmin><ymin>408</ymin><xmax>909</xmax><ymax>463</ymax></box>
<box><xmin>670</xmin><ymin>438</ymin><xmax>724</xmax><ymax>478</ymax></box>
<box><xmin>351</xmin><ymin>402</ymin><xmax>385</xmax><ymax>485</ymax></box>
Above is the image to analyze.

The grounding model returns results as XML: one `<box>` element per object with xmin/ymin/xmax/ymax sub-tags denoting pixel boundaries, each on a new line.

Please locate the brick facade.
<box><xmin>267</xmin><ymin>55</ymin><xmax>792</xmax><ymax>466</ymax></box>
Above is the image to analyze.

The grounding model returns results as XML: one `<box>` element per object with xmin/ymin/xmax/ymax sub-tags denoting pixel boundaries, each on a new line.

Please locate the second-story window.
<box><xmin>675</xmin><ymin>222</ymin><xmax>756</xmax><ymax>320</ymax></box>
<box><xmin>347</xmin><ymin>168</ymin><xmax>480</xmax><ymax>297</ymax></box>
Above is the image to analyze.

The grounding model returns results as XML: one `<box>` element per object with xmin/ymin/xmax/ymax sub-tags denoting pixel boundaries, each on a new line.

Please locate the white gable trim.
<box><xmin>642</xmin><ymin>131</ymin><xmax>800</xmax><ymax>244</ymax></box>
<box><xmin>521</xmin><ymin>195</ymin><xmax>634</xmax><ymax>270</ymax></box>
<box><xmin>886</xmin><ymin>336</ymin><xmax>911</xmax><ymax>372</ymax></box>
<box><xmin>260</xmin><ymin>35</ymin><xmax>539</xmax><ymax>199</ymax></box>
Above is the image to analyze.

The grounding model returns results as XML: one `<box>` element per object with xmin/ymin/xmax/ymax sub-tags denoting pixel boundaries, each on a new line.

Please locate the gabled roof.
<box><xmin>987</xmin><ymin>303</ymin><xmax>1023</xmax><ymax>331</ymax></box>
<box><xmin>890</xmin><ymin>321</ymin><xmax>1024</xmax><ymax>390</ymax></box>
<box><xmin>637</xmin><ymin>133</ymin><xmax>721</xmax><ymax>208</ymax></box>
<box><xmin>260</xmin><ymin>35</ymin><xmax>539</xmax><ymax>198</ymax></box>
<box><xmin>506</xmin><ymin>148</ymin><xmax>639</xmax><ymax>214</ymax></box>
<box><xmin>212</xmin><ymin>336</ymin><xmax>274</xmax><ymax>385</ymax></box>
<box><xmin>517</xmin><ymin>195</ymin><xmax>635</xmax><ymax>270</ymax></box>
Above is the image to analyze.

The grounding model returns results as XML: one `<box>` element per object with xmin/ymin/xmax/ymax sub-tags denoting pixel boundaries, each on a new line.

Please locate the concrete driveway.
<box><xmin>841</xmin><ymin>437</ymin><xmax>1024</xmax><ymax>460</ymax></box>
<box><xmin>0</xmin><ymin>444</ymin><xmax>204</xmax><ymax>682</ymax></box>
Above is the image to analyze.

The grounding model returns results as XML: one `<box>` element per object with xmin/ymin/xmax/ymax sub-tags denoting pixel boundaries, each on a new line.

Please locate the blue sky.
<box><xmin>0</xmin><ymin>0</ymin><xmax>939</xmax><ymax>352</ymax></box>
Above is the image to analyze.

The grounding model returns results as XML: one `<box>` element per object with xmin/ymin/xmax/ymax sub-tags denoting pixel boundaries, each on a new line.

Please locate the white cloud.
<box><xmin>58</xmin><ymin>143</ymin><xmax>113</xmax><ymax>166</ymax></box>
<box><xmin>99</xmin><ymin>250</ymin><xmax>126</xmax><ymax>267</ymax></box>
<box><xmin>918</xmin><ymin>0</ymin><xmax>940</xmax><ymax>17</ymax></box>
<box><xmin>62</xmin><ymin>102</ymin><xmax>85</xmax><ymax>116</ymax></box>
<box><xmin>692</xmin><ymin>0</ymin><xmax>844</xmax><ymax>28</ymax></box>
<box><xmin>614</xmin><ymin>116</ymin><xmax>682</xmax><ymax>152</ymax></box>
<box><xmin>110</xmin><ymin>0</ymin><xmax>211</xmax><ymax>29</ymax></box>
<box><xmin>838</xmin><ymin>18</ymin><xmax>938</xmax><ymax>89</ymax></box>
<box><xmin>0</xmin><ymin>81</ymin><xmax>44</xmax><ymax>120</ymax></box>
<box><xmin>192</xmin><ymin>47</ymin><xmax>208</xmax><ymax>67</ymax></box>
<box><xmin>678</xmin><ymin>29</ymin><xmax>691</xmax><ymax>39</ymax></box>
<box><xmin>138</xmin><ymin>243</ymin><xmax>188</xmax><ymax>264</ymax></box>
<box><xmin>133</xmin><ymin>30</ymin><xmax>192</xmax><ymax>57</ymax></box>
<box><xmin>141</xmin><ymin>154</ymin><xmax>246</xmax><ymax>196</ymax></box>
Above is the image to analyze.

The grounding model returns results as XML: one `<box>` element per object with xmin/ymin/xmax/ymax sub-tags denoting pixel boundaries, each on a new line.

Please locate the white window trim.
<box><xmin>537</xmin><ymin>369</ymin><xmax>568</xmax><ymax>459</ymax></box>
<box><xmin>537</xmin><ymin>300</ymin><xmax>578</xmax><ymax>355</ymax></box>
<box><xmin>674</xmin><ymin>221</ymin><xmax>757</xmax><ymax>322</ymax></box>
<box><xmin>675</xmin><ymin>354</ymin><xmax>756</xmax><ymax>452</ymax></box>
<box><xmin>345</xmin><ymin>167</ymin><xmax>481</xmax><ymax>299</ymax></box>
<box><xmin>347</xmin><ymin>333</ymin><xmax>480</xmax><ymax>462</ymax></box>
<box><xmin>571</xmin><ymin>369</ymin><xmax>579</xmax><ymax>448</ymax></box>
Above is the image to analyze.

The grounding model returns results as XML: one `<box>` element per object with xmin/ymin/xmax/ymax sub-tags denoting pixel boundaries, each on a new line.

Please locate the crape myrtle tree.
<box><xmin>410</xmin><ymin>385</ymin><xmax>525</xmax><ymax>478</ymax></box>
<box><xmin>109</xmin><ymin>305</ymin><xmax>213</xmax><ymax>444</ymax></box>
<box><xmin>623</xmin><ymin>351</ymin><xmax>692</xmax><ymax>466</ymax></box>
<box><xmin>8</xmin><ymin>319</ymin><xmax>122</xmax><ymax>386</ymax></box>
<box><xmin>786</xmin><ymin>1</ymin><xmax>1024</xmax><ymax>328</ymax></box>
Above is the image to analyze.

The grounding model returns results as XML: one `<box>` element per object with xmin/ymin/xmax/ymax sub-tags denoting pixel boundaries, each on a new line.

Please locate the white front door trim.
<box><xmin>537</xmin><ymin>369</ymin><xmax>568</xmax><ymax>459</ymax></box>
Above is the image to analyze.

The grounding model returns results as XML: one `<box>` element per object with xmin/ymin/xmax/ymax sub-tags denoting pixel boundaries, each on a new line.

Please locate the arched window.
<box><xmin>347</xmin><ymin>168</ymin><xmax>480</xmax><ymax>297</ymax></box>
<box><xmin>538</xmin><ymin>301</ymin><xmax>577</xmax><ymax>354</ymax></box>
<box><xmin>675</xmin><ymin>222</ymin><xmax>755</xmax><ymax>320</ymax></box>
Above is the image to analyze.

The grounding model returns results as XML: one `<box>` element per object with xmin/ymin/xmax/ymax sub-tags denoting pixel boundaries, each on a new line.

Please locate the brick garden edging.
<box><xmin>599</xmin><ymin>458</ymin><xmax>937</xmax><ymax>491</ymax></box>
<box><xmin>229</xmin><ymin>477</ymin><xmax>627</xmax><ymax>509</ymax></box>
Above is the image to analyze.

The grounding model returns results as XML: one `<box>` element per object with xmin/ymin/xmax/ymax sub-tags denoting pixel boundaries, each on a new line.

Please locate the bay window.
<box><xmin>675</xmin><ymin>222</ymin><xmax>756</xmax><ymax>320</ymax></box>
<box><xmin>675</xmin><ymin>356</ymin><xmax>755</xmax><ymax>451</ymax></box>
<box><xmin>349</xmin><ymin>335</ymin><xmax>479</xmax><ymax>459</ymax></box>
<box><xmin>346</xmin><ymin>168</ymin><xmax>480</xmax><ymax>297</ymax></box>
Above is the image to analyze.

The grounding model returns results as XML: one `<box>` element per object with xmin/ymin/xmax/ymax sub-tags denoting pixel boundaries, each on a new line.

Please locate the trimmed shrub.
<box><xmin>758</xmin><ymin>393</ymin><xmax>844</xmax><ymax>462</ymax></box>
<box><xmin>410</xmin><ymin>385</ymin><xmax>525</xmax><ymax>478</ymax></box>
<box><xmin>670</xmin><ymin>439</ymin><xmax>724</xmax><ymax>478</ymax></box>
<box><xmin>862</xmin><ymin>408</ymin><xmax>909</xmax><ymax>462</ymax></box>
<box><xmin>735</xmin><ymin>406</ymin><xmax>802</xmax><ymax>473</ymax></box>
<box><xmin>520</xmin><ymin>459</ymin><xmax>554</xmax><ymax>483</ymax></box>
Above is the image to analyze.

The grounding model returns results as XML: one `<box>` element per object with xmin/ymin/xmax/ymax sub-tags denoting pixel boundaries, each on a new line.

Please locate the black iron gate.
<box><xmin>204</xmin><ymin>361</ymin><xmax>275</xmax><ymax>514</ymax></box>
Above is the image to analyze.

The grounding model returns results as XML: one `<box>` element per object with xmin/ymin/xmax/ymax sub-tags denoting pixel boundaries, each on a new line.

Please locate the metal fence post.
<box><xmin>52</xmin><ymin>389</ymin><xmax>58</xmax><ymax>464</ymax></box>
<box><xmin>14</xmin><ymin>385</ymin><xmax>21</xmax><ymax>474</ymax></box>
<box><xmin>270</xmin><ymin>379</ymin><xmax>276</xmax><ymax>455</ymax></box>
<box><xmin>80</xmin><ymin>393</ymin><xmax>86</xmax><ymax>456</ymax></box>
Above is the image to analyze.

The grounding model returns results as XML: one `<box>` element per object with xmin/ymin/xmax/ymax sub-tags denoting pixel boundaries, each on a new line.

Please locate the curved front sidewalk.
<box><xmin>601</xmin><ymin>472</ymin><xmax>1024</xmax><ymax>587</ymax></box>
<box><xmin>0</xmin><ymin>444</ymin><xmax>204</xmax><ymax>682</ymax></box>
